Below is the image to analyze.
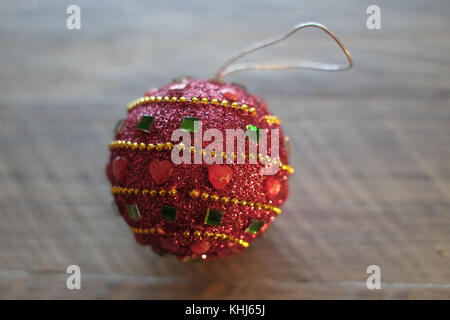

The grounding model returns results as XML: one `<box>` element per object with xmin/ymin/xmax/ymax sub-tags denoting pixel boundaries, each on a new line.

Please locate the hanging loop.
<box><xmin>215</xmin><ymin>22</ymin><xmax>353</xmax><ymax>78</ymax></box>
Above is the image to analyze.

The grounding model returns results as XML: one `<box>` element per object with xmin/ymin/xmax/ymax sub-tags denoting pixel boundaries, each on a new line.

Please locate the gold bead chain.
<box><xmin>111</xmin><ymin>186</ymin><xmax>281</xmax><ymax>215</ymax></box>
<box><xmin>110</xmin><ymin>186</ymin><xmax>177</xmax><ymax>197</ymax></box>
<box><xmin>108</xmin><ymin>140</ymin><xmax>294</xmax><ymax>175</ymax></box>
<box><xmin>189</xmin><ymin>189</ymin><xmax>282</xmax><ymax>215</ymax></box>
<box><xmin>126</xmin><ymin>95</ymin><xmax>281</xmax><ymax>125</ymax></box>
<box><xmin>130</xmin><ymin>226</ymin><xmax>250</xmax><ymax>248</ymax></box>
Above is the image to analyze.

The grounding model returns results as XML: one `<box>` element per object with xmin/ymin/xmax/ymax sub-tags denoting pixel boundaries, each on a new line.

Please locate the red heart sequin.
<box><xmin>149</xmin><ymin>159</ymin><xmax>173</xmax><ymax>185</ymax></box>
<box><xmin>265</xmin><ymin>176</ymin><xmax>281</xmax><ymax>199</ymax></box>
<box><xmin>112</xmin><ymin>157</ymin><xmax>127</xmax><ymax>183</ymax></box>
<box><xmin>105</xmin><ymin>162</ymin><xmax>113</xmax><ymax>183</ymax></box>
<box><xmin>190</xmin><ymin>241</ymin><xmax>211</xmax><ymax>254</ymax></box>
<box><xmin>208</xmin><ymin>164</ymin><xmax>233</xmax><ymax>190</ymax></box>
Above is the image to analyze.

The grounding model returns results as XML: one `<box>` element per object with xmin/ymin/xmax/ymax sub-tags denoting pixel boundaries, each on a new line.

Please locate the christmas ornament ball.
<box><xmin>106</xmin><ymin>78</ymin><xmax>293</xmax><ymax>261</ymax></box>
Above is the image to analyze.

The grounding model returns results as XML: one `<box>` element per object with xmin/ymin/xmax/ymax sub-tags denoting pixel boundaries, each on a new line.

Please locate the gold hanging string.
<box><xmin>215</xmin><ymin>22</ymin><xmax>353</xmax><ymax>78</ymax></box>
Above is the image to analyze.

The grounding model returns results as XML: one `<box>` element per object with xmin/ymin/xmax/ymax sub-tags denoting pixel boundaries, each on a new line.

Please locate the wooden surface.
<box><xmin>0</xmin><ymin>1</ymin><xmax>449</xmax><ymax>299</ymax></box>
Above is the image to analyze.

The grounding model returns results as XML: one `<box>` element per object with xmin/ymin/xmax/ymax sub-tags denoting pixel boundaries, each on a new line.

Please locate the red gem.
<box><xmin>149</xmin><ymin>160</ymin><xmax>173</xmax><ymax>185</ymax></box>
<box><xmin>208</xmin><ymin>164</ymin><xmax>233</xmax><ymax>190</ymax></box>
<box><xmin>190</xmin><ymin>241</ymin><xmax>211</xmax><ymax>254</ymax></box>
<box><xmin>161</xmin><ymin>238</ymin><xmax>180</xmax><ymax>252</ymax></box>
<box><xmin>112</xmin><ymin>157</ymin><xmax>127</xmax><ymax>183</ymax></box>
<box><xmin>105</xmin><ymin>162</ymin><xmax>113</xmax><ymax>183</ymax></box>
<box><xmin>220</xmin><ymin>88</ymin><xmax>238</xmax><ymax>101</ymax></box>
<box><xmin>265</xmin><ymin>176</ymin><xmax>281</xmax><ymax>199</ymax></box>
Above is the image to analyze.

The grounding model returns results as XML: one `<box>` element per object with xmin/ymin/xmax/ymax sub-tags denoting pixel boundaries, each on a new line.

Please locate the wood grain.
<box><xmin>0</xmin><ymin>0</ymin><xmax>449</xmax><ymax>299</ymax></box>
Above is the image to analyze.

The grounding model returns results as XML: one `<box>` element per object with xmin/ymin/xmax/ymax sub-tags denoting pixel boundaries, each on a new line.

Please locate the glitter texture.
<box><xmin>106</xmin><ymin>78</ymin><xmax>291</xmax><ymax>261</ymax></box>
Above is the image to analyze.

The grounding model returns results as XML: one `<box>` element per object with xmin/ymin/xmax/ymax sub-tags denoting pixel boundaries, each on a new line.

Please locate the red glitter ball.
<box><xmin>107</xmin><ymin>79</ymin><xmax>292</xmax><ymax>261</ymax></box>
<box><xmin>149</xmin><ymin>159</ymin><xmax>173</xmax><ymax>185</ymax></box>
<box><xmin>112</xmin><ymin>156</ymin><xmax>127</xmax><ymax>183</ymax></box>
<box><xmin>208</xmin><ymin>164</ymin><xmax>233</xmax><ymax>190</ymax></box>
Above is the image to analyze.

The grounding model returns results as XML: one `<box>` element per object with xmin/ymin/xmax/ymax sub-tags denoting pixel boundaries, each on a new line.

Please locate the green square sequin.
<box><xmin>246</xmin><ymin>220</ymin><xmax>264</xmax><ymax>234</ymax></box>
<box><xmin>204</xmin><ymin>208</ymin><xmax>223</xmax><ymax>226</ymax></box>
<box><xmin>126</xmin><ymin>204</ymin><xmax>141</xmax><ymax>220</ymax></box>
<box><xmin>246</xmin><ymin>124</ymin><xmax>259</xmax><ymax>141</ymax></box>
<box><xmin>161</xmin><ymin>205</ymin><xmax>177</xmax><ymax>221</ymax></box>
<box><xmin>181</xmin><ymin>116</ymin><xmax>200</xmax><ymax>132</ymax></box>
<box><xmin>137</xmin><ymin>115</ymin><xmax>156</xmax><ymax>132</ymax></box>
